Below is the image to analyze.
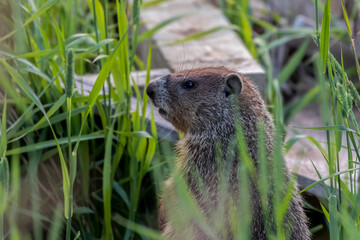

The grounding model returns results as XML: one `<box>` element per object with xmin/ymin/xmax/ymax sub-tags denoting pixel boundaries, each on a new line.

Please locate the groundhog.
<box><xmin>146</xmin><ymin>67</ymin><xmax>310</xmax><ymax>240</ymax></box>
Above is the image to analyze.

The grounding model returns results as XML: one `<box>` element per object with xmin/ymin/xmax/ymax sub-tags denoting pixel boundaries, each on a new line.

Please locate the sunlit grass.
<box><xmin>1</xmin><ymin>0</ymin><xmax>360</xmax><ymax>239</ymax></box>
<box><xmin>0</xmin><ymin>0</ymin><xmax>158</xmax><ymax>239</ymax></box>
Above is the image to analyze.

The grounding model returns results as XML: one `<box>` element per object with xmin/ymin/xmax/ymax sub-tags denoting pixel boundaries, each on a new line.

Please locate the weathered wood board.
<box><xmin>74</xmin><ymin>69</ymin><xmax>179</xmax><ymax>143</ymax></box>
<box><xmin>137</xmin><ymin>0</ymin><xmax>266</xmax><ymax>95</ymax></box>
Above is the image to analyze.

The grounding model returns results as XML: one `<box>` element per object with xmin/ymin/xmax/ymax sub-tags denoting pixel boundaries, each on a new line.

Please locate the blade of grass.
<box><xmin>8</xmin><ymin>106</ymin><xmax>86</xmax><ymax>142</ymax></box>
<box><xmin>320</xmin><ymin>202</ymin><xmax>330</xmax><ymax>222</ymax></box>
<box><xmin>0</xmin><ymin>0</ymin><xmax>59</xmax><ymax>43</ymax></box>
<box><xmin>93</xmin><ymin>0</ymin><xmax>106</xmax><ymax>41</ymax></box>
<box><xmin>129</xmin><ymin>0</ymin><xmax>141</xmax><ymax>70</ymax></box>
<box><xmin>340</xmin><ymin>0</ymin><xmax>360</xmax><ymax>81</ymax></box>
<box><xmin>0</xmin><ymin>58</ymin><xmax>72</xmax><ymax>218</ymax></box>
<box><xmin>137</xmin><ymin>14</ymin><xmax>189</xmax><ymax>43</ymax></box>
<box><xmin>48</xmin><ymin>206</ymin><xmax>64</xmax><ymax>240</ymax></box>
<box><xmin>6</xmin><ymin>132</ymin><xmax>104</xmax><ymax>156</ymax></box>
<box><xmin>0</xmin><ymin>96</ymin><xmax>7</xmax><ymax>159</ymax></box>
<box><xmin>257</xmin><ymin>121</ymin><xmax>271</xmax><ymax>236</ymax></box>
<box><xmin>142</xmin><ymin>41</ymin><xmax>152</xmax><ymax>129</ymax></box>
<box><xmin>284</xmin><ymin>135</ymin><xmax>307</xmax><ymax>153</ymax></box>
<box><xmin>75</xmin><ymin>39</ymin><xmax>114</xmax><ymax>59</ymax></box>
<box><xmin>95</xmin><ymin>100</ymin><xmax>107</xmax><ymax>134</ymax></box>
<box><xmin>238</xmin><ymin>5</ymin><xmax>257</xmax><ymax>58</ymax></box>
<box><xmin>0</xmin><ymin>97</ymin><xmax>8</xmax><ymax>240</ymax></box>
<box><xmin>65</xmin><ymin>48</ymin><xmax>75</xmax><ymax>240</ymax></box>
<box><xmin>172</xmin><ymin>172</ymin><xmax>219</xmax><ymax>239</ymax></box>
<box><xmin>320</xmin><ymin>0</ymin><xmax>331</xmax><ymax>72</ymax></box>
<box><xmin>103</xmin><ymin>125</ymin><xmax>114</xmax><ymax>239</ymax></box>
<box><xmin>0</xmin><ymin>156</ymin><xmax>9</xmax><ymax>240</ymax></box>
<box><xmin>298</xmin><ymin>167</ymin><xmax>360</xmax><ymax>194</ymax></box>
<box><xmin>310</xmin><ymin>158</ymin><xmax>331</xmax><ymax>197</ymax></box>
<box><xmin>294</xmin><ymin>125</ymin><xmax>360</xmax><ymax>137</ymax></box>
<box><xmin>168</xmin><ymin>25</ymin><xmax>238</xmax><ymax>45</ymax></box>
<box><xmin>113</xmin><ymin>130</ymin><xmax>153</xmax><ymax>138</ymax></box>
<box><xmin>329</xmin><ymin>195</ymin><xmax>340</xmax><ymax>240</ymax></box>
<box><xmin>113</xmin><ymin>182</ymin><xmax>130</xmax><ymax>209</ymax></box>
<box><xmin>53</xmin><ymin>17</ymin><xmax>65</xmax><ymax>61</ymax></box>
<box><xmin>113</xmin><ymin>214</ymin><xmax>167</xmax><ymax>240</ymax></box>
<box><xmin>9</xmin><ymin>94</ymin><xmax>66</xmax><ymax>143</ymax></box>
<box><xmin>284</xmin><ymin>85</ymin><xmax>319</xmax><ymax>124</ymax></box>
<box><xmin>277</xmin><ymin>39</ymin><xmax>310</xmax><ymax>85</ymax></box>
<box><xmin>72</xmin><ymin>26</ymin><xmax>130</xmax><ymax>155</ymax></box>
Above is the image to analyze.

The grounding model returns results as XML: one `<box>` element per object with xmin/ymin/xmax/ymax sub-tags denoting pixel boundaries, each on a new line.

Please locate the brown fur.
<box><xmin>146</xmin><ymin>67</ymin><xmax>310</xmax><ymax>240</ymax></box>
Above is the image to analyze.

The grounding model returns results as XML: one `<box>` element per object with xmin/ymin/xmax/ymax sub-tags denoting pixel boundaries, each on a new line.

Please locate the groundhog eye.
<box><xmin>183</xmin><ymin>80</ymin><xmax>195</xmax><ymax>89</ymax></box>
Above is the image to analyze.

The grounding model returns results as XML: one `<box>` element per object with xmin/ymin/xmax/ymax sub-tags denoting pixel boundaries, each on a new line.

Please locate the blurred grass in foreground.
<box><xmin>2</xmin><ymin>0</ymin><xmax>360</xmax><ymax>239</ymax></box>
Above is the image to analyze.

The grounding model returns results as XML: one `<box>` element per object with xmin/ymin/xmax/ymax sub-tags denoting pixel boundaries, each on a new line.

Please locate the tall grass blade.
<box><xmin>93</xmin><ymin>0</ymin><xmax>106</xmax><ymax>41</ymax></box>
<box><xmin>142</xmin><ymin>41</ymin><xmax>152</xmax><ymax>128</ymax></box>
<box><xmin>340</xmin><ymin>0</ymin><xmax>360</xmax><ymax>80</ymax></box>
<box><xmin>284</xmin><ymin>135</ymin><xmax>307</xmax><ymax>153</ymax></box>
<box><xmin>0</xmin><ymin>97</ymin><xmax>8</xmax><ymax>240</ymax></box>
<box><xmin>9</xmin><ymin>106</ymin><xmax>86</xmax><ymax>142</ymax></box>
<box><xmin>0</xmin><ymin>96</ymin><xmax>7</xmax><ymax>159</ymax></box>
<box><xmin>137</xmin><ymin>14</ymin><xmax>188</xmax><ymax>43</ymax></box>
<box><xmin>0</xmin><ymin>156</ymin><xmax>9</xmax><ymax>240</ymax></box>
<box><xmin>48</xmin><ymin>207</ymin><xmax>64</xmax><ymax>240</ymax></box>
<box><xmin>130</xmin><ymin>0</ymin><xmax>141</xmax><ymax>69</ymax></box>
<box><xmin>315</xmin><ymin>0</ymin><xmax>319</xmax><ymax>37</ymax></box>
<box><xmin>320</xmin><ymin>0</ymin><xmax>331</xmax><ymax>72</ymax></box>
<box><xmin>298</xmin><ymin>167</ymin><xmax>360</xmax><ymax>194</ymax></box>
<box><xmin>72</xmin><ymin>26</ymin><xmax>129</xmax><ymax>154</ymax></box>
<box><xmin>113</xmin><ymin>182</ymin><xmax>130</xmax><ymax>209</ymax></box>
<box><xmin>0</xmin><ymin>58</ymin><xmax>72</xmax><ymax>219</ymax></box>
<box><xmin>169</xmin><ymin>26</ymin><xmax>238</xmax><ymax>45</ymax></box>
<box><xmin>53</xmin><ymin>17</ymin><xmax>65</xmax><ymax>61</ymax></box>
<box><xmin>340</xmin><ymin>0</ymin><xmax>352</xmax><ymax>36</ymax></box>
<box><xmin>10</xmin><ymin>95</ymin><xmax>67</xmax><ymax>143</ymax></box>
<box><xmin>295</xmin><ymin>125</ymin><xmax>360</xmax><ymax>137</ymax></box>
<box><xmin>348</xmin><ymin>82</ymin><xmax>360</xmax><ymax>111</ymax></box>
<box><xmin>0</xmin><ymin>58</ymin><xmax>45</xmax><ymax>112</ymax></box>
<box><xmin>320</xmin><ymin>202</ymin><xmax>330</xmax><ymax>222</ymax></box>
<box><xmin>0</xmin><ymin>0</ymin><xmax>59</xmax><ymax>43</ymax></box>
<box><xmin>6</xmin><ymin>132</ymin><xmax>104</xmax><ymax>156</ymax></box>
<box><xmin>238</xmin><ymin>5</ymin><xmax>257</xmax><ymax>58</ymax></box>
<box><xmin>95</xmin><ymin>100</ymin><xmax>107</xmax><ymax>133</ymax></box>
<box><xmin>113</xmin><ymin>130</ymin><xmax>152</xmax><ymax>138</ymax></box>
<box><xmin>113</xmin><ymin>214</ymin><xmax>167</xmax><ymax>240</ymax></box>
<box><xmin>65</xmin><ymin>48</ymin><xmax>75</xmax><ymax>240</ymax></box>
<box><xmin>284</xmin><ymin>85</ymin><xmax>319</xmax><ymax>124</ymax></box>
<box><xmin>277</xmin><ymin>39</ymin><xmax>309</xmax><ymax>85</ymax></box>
<box><xmin>75</xmin><ymin>39</ymin><xmax>114</xmax><ymax>59</ymax></box>
<box><xmin>329</xmin><ymin>195</ymin><xmax>340</xmax><ymax>240</ymax></box>
<box><xmin>103</xmin><ymin>127</ymin><xmax>114</xmax><ymax>239</ymax></box>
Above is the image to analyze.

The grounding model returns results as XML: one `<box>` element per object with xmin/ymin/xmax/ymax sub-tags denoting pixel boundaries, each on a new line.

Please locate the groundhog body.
<box><xmin>146</xmin><ymin>67</ymin><xmax>310</xmax><ymax>240</ymax></box>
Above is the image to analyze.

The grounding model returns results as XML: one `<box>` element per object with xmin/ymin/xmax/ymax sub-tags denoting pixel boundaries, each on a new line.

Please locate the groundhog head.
<box><xmin>146</xmin><ymin>67</ymin><xmax>245</xmax><ymax>133</ymax></box>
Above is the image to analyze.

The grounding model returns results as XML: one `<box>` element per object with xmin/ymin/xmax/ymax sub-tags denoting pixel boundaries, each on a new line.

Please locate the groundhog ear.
<box><xmin>224</xmin><ymin>73</ymin><xmax>242</xmax><ymax>97</ymax></box>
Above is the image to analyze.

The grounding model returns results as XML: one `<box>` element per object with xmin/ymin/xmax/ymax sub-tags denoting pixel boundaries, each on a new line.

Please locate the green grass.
<box><xmin>0</xmin><ymin>0</ymin><xmax>158</xmax><ymax>239</ymax></box>
<box><xmin>1</xmin><ymin>0</ymin><xmax>360</xmax><ymax>239</ymax></box>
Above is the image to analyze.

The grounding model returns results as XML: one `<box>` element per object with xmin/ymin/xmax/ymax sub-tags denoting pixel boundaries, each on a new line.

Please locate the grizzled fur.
<box><xmin>146</xmin><ymin>67</ymin><xmax>310</xmax><ymax>240</ymax></box>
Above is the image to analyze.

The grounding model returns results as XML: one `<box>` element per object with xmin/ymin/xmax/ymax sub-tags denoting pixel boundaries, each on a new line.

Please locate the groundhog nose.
<box><xmin>146</xmin><ymin>83</ymin><xmax>156</xmax><ymax>100</ymax></box>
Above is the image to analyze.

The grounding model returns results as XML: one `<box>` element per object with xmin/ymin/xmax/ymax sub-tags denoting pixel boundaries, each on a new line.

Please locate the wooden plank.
<box><xmin>74</xmin><ymin>68</ymin><xmax>179</xmax><ymax>142</ymax></box>
<box><xmin>137</xmin><ymin>0</ymin><xmax>266</xmax><ymax>95</ymax></box>
<box><xmin>286</xmin><ymin>103</ymin><xmax>354</xmax><ymax>185</ymax></box>
<box><xmin>74</xmin><ymin>68</ymin><xmax>171</xmax><ymax>94</ymax></box>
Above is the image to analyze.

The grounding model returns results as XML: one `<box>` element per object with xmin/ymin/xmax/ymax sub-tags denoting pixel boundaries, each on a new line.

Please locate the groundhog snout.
<box><xmin>146</xmin><ymin>82</ymin><xmax>156</xmax><ymax>100</ymax></box>
<box><xmin>146</xmin><ymin>75</ymin><xmax>169</xmax><ymax>107</ymax></box>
